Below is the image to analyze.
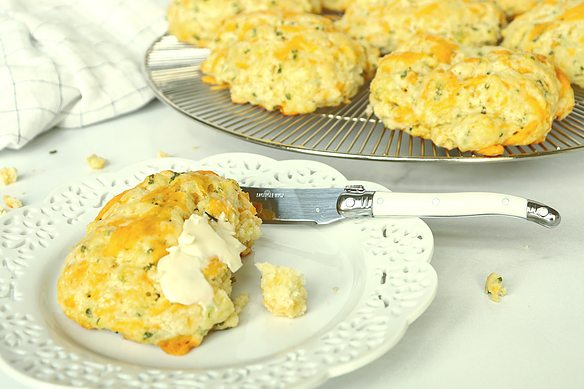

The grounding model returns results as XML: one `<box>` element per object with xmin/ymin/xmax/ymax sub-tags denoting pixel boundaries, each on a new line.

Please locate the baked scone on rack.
<box><xmin>167</xmin><ymin>0</ymin><xmax>322</xmax><ymax>48</ymax></box>
<box><xmin>369</xmin><ymin>35</ymin><xmax>574</xmax><ymax>155</ymax></box>
<box><xmin>502</xmin><ymin>0</ymin><xmax>584</xmax><ymax>88</ymax></box>
<box><xmin>334</xmin><ymin>0</ymin><xmax>506</xmax><ymax>54</ymax></box>
<box><xmin>485</xmin><ymin>0</ymin><xmax>545</xmax><ymax>19</ymax></box>
<box><xmin>201</xmin><ymin>11</ymin><xmax>379</xmax><ymax>115</ymax></box>
<box><xmin>57</xmin><ymin>170</ymin><xmax>262</xmax><ymax>355</ymax></box>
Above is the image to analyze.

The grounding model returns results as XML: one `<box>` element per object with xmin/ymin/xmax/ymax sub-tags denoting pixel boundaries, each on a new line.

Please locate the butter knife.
<box><xmin>242</xmin><ymin>185</ymin><xmax>560</xmax><ymax>228</ymax></box>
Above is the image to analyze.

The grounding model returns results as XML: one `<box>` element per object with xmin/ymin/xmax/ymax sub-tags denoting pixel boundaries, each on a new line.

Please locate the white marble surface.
<box><xmin>1</xmin><ymin>99</ymin><xmax>583</xmax><ymax>389</ymax></box>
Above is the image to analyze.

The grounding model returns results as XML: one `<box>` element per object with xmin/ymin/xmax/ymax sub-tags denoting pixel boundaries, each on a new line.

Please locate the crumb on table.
<box><xmin>256</xmin><ymin>262</ymin><xmax>307</xmax><ymax>319</ymax></box>
<box><xmin>157</xmin><ymin>150</ymin><xmax>170</xmax><ymax>158</ymax></box>
<box><xmin>86</xmin><ymin>154</ymin><xmax>107</xmax><ymax>169</ymax></box>
<box><xmin>485</xmin><ymin>272</ymin><xmax>507</xmax><ymax>302</ymax></box>
<box><xmin>2</xmin><ymin>195</ymin><xmax>22</xmax><ymax>209</ymax></box>
<box><xmin>0</xmin><ymin>167</ymin><xmax>17</xmax><ymax>185</ymax></box>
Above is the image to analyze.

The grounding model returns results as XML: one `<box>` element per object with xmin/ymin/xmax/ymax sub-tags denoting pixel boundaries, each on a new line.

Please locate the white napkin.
<box><xmin>0</xmin><ymin>0</ymin><xmax>167</xmax><ymax>150</ymax></box>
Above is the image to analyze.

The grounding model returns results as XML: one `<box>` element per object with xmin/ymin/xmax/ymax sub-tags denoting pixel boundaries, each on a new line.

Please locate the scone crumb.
<box><xmin>86</xmin><ymin>154</ymin><xmax>107</xmax><ymax>169</ymax></box>
<box><xmin>3</xmin><ymin>195</ymin><xmax>22</xmax><ymax>209</ymax></box>
<box><xmin>0</xmin><ymin>167</ymin><xmax>17</xmax><ymax>185</ymax></box>
<box><xmin>192</xmin><ymin>146</ymin><xmax>198</xmax><ymax>150</ymax></box>
<box><xmin>333</xmin><ymin>287</ymin><xmax>339</xmax><ymax>291</ymax></box>
<box><xmin>0</xmin><ymin>206</ymin><xmax>6</xmax><ymax>216</ymax></box>
<box><xmin>157</xmin><ymin>150</ymin><xmax>170</xmax><ymax>158</ymax></box>
<box><xmin>256</xmin><ymin>262</ymin><xmax>307</xmax><ymax>319</ymax></box>
<box><xmin>485</xmin><ymin>272</ymin><xmax>507</xmax><ymax>302</ymax></box>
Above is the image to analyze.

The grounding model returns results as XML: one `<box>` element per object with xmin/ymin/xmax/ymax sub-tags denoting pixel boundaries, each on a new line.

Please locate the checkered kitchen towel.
<box><xmin>0</xmin><ymin>0</ymin><xmax>167</xmax><ymax>150</ymax></box>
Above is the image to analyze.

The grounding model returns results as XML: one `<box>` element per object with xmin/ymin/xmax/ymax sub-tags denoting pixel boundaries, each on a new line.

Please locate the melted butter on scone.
<box><xmin>157</xmin><ymin>213</ymin><xmax>245</xmax><ymax>306</ymax></box>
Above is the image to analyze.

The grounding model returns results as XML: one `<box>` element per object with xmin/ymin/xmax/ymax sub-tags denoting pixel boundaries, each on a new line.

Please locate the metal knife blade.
<box><xmin>242</xmin><ymin>186</ymin><xmax>346</xmax><ymax>224</ymax></box>
<box><xmin>241</xmin><ymin>185</ymin><xmax>561</xmax><ymax>228</ymax></box>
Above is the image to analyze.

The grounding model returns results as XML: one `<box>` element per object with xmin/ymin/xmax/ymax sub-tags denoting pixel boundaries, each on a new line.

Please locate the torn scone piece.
<box><xmin>57</xmin><ymin>170</ymin><xmax>262</xmax><ymax>355</ymax></box>
<box><xmin>369</xmin><ymin>34</ymin><xmax>574</xmax><ymax>156</ymax></box>
<box><xmin>256</xmin><ymin>262</ymin><xmax>307</xmax><ymax>319</ymax></box>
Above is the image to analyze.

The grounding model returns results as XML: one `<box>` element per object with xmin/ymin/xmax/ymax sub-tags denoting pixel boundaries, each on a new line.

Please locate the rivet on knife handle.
<box><xmin>526</xmin><ymin>200</ymin><xmax>561</xmax><ymax>228</ymax></box>
<box><xmin>337</xmin><ymin>185</ymin><xmax>374</xmax><ymax>217</ymax></box>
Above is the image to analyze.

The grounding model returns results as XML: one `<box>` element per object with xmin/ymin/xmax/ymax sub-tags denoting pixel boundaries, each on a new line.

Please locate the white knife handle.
<box><xmin>370</xmin><ymin>192</ymin><xmax>560</xmax><ymax>228</ymax></box>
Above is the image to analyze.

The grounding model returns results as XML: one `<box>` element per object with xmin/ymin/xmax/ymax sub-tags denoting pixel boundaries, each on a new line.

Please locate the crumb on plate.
<box><xmin>86</xmin><ymin>154</ymin><xmax>107</xmax><ymax>169</ymax></box>
<box><xmin>256</xmin><ymin>262</ymin><xmax>307</xmax><ymax>319</ymax></box>
<box><xmin>485</xmin><ymin>272</ymin><xmax>507</xmax><ymax>302</ymax></box>
<box><xmin>2</xmin><ymin>195</ymin><xmax>22</xmax><ymax>209</ymax></box>
<box><xmin>0</xmin><ymin>167</ymin><xmax>17</xmax><ymax>185</ymax></box>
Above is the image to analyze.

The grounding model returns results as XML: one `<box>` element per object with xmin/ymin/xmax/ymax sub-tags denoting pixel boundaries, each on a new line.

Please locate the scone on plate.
<box><xmin>201</xmin><ymin>11</ymin><xmax>379</xmax><ymax>115</ymax></box>
<box><xmin>256</xmin><ymin>262</ymin><xmax>307</xmax><ymax>319</ymax></box>
<box><xmin>167</xmin><ymin>0</ymin><xmax>322</xmax><ymax>48</ymax></box>
<box><xmin>57</xmin><ymin>170</ymin><xmax>262</xmax><ymax>355</ymax></box>
<box><xmin>369</xmin><ymin>35</ymin><xmax>574</xmax><ymax>155</ymax></box>
<box><xmin>502</xmin><ymin>0</ymin><xmax>584</xmax><ymax>88</ymax></box>
<box><xmin>335</xmin><ymin>0</ymin><xmax>506</xmax><ymax>54</ymax></box>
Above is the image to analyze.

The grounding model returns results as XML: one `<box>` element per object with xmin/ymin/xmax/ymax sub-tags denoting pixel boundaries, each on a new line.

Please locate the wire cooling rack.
<box><xmin>144</xmin><ymin>34</ymin><xmax>584</xmax><ymax>162</ymax></box>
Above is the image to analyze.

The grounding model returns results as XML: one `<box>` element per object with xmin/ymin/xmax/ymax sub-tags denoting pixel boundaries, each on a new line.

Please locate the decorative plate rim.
<box><xmin>0</xmin><ymin>153</ymin><xmax>437</xmax><ymax>389</ymax></box>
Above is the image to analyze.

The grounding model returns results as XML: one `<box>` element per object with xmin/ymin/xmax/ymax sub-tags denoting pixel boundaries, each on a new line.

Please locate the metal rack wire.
<box><xmin>145</xmin><ymin>34</ymin><xmax>584</xmax><ymax>162</ymax></box>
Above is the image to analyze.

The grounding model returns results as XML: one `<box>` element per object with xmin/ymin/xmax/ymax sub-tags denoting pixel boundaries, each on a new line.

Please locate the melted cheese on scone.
<box><xmin>57</xmin><ymin>170</ymin><xmax>262</xmax><ymax>356</ymax></box>
<box><xmin>335</xmin><ymin>0</ymin><xmax>506</xmax><ymax>55</ymax></box>
<box><xmin>502</xmin><ymin>0</ymin><xmax>584</xmax><ymax>88</ymax></box>
<box><xmin>167</xmin><ymin>0</ymin><xmax>322</xmax><ymax>48</ymax></box>
<box><xmin>201</xmin><ymin>11</ymin><xmax>379</xmax><ymax>115</ymax></box>
<box><xmin>369</xmin><ymin>35</ymin><xmax>574</xmax><ymax>155</ymax></box>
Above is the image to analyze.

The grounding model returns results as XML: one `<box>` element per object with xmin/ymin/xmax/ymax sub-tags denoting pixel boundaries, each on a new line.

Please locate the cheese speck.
<box><xmin>86</xmin><ymin>154</ymin><xmax>107</xmax><ymax>169</ymax></box>
<box><xmin>485</xmin><ymin>272</ymin><xmax>507</xmax><ymax>302</ymax></box>
<box><xmin>0</xmin><ymin>167</ymin><xmax>17</xmax><ymax>185</ymax></box>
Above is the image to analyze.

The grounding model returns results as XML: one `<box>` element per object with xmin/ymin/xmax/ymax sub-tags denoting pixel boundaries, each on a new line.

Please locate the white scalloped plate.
<box><xmin>0</xmin><ymin>153</ymin><xmax>436</xmax><ymax>389</ymax></box>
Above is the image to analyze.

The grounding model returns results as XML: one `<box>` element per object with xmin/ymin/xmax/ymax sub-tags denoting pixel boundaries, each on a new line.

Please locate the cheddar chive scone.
<box><xmin>335</xmin><ymin>0</ymin><xmax>506</xmax><ymax>55</ymax></box>
<box><xmin>256</xmin><ymin>262</ymin><xmax>307</xmax><ymax>319</ymax></box>
<box><xmin>57</xmin><ymin>170</ymin><xmax>262</xmax><ymax>356</ymax></box>
<box><xmin>502</xmin><ymin>0</ymin><xmax>584</xmax><ymax>88</ymax></box>
<box><xmin>201</xmin><ymin>11</ymin><xmax>379</xmax><ymax>115</ymax></box>
<box><xmin>486</xmin><ymin>0</ymin><xmax>545</xmax><ymax>19</ymax></box>
<box><xmin>369</xmin><ymin>35</ymin><xmax>574</xmax><ymax>155</ymax></box>
<box><xmin>167</xmin><ymin>0</ymin><xmax>322</xmax><ymax>48</ymax></box>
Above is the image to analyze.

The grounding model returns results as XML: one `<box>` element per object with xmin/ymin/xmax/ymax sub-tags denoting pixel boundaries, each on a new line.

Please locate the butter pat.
<box><xmin>256</xmin><ymin>262</ymin><xmax>307</xmax><ymax>319</ymax></box>
<box><xmin>485</xmin><ymin>272</ymin><xmax>507</xmax><ymax>302</ymax></box>
<box><xmin>157</xmin><ymin>213</ymin><xmax>245</xmax><ymax>306</ymax></box>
